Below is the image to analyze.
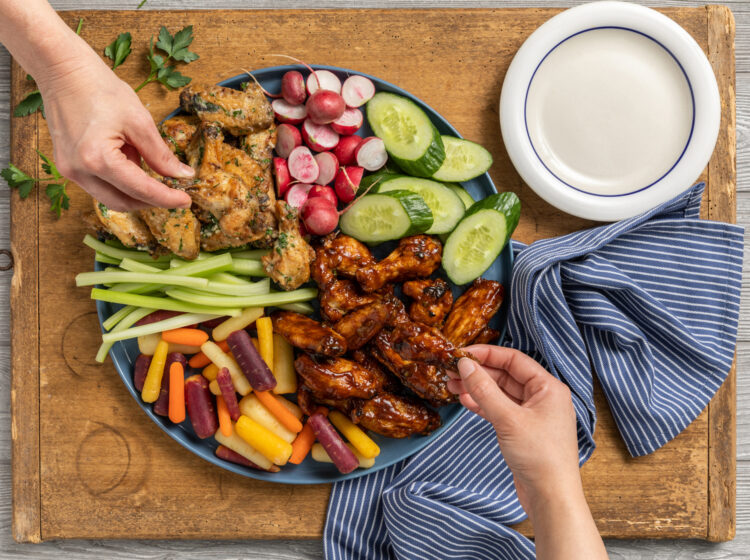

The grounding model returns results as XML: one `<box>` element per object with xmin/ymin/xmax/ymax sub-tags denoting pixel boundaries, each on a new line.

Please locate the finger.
<box><xmin>126</xmin><ymin>114</ymin><xmax>195</xmax><ymax>179</ymax></box>
<box><xmin>458</xmin><ymin>392</ymin><xmax>484</xmax><ymax>417</ymax></box>
<box><xmin>457</xmin><ymin>357</ymin><xmax>518</xmax><ymax>426</ymax></box>
<box><xmin>98</xmin><ymin>155</ymin><xmax>192</xmax><ymax>208</ymax></box>
<box><xmin>448</xmin><ymin>377</ymin><xmax>522</xmax><ymax>405</ymax></box>
<box><xmin>77</xmin><ymin>174</ymin><xmax>151</xmax><ymax>211</ymax></box>
<box><xmin>451</xmin><ymin>364</ymin><xmax>525</xmax><ymax>401</ymax></box>
<box><xmin>464</xmin><ymin>345</ymin><xmax>550</xmax><ymax>386</ymax></box>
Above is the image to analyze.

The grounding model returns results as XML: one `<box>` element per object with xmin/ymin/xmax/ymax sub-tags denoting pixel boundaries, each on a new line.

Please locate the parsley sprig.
<box><xmin>104</xmin><ymin>32</ymin><xmax>132</xmax><ymax>70</ymax></box>
<box><xmin>1</xmin><ymin>150</ymin><xmax>70</xmax><ymax>217</ymax></box>
<box><xmin>134</xmin><ymin>26</ymin><xmax>199</xmax><ymax>92</ymax></box>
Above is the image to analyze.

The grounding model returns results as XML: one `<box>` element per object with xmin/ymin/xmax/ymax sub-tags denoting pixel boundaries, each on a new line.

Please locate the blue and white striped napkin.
<box><xmin>324</xmin><ymin>183</ymin><xmax>744</xmax><ymax>560</ymax></box>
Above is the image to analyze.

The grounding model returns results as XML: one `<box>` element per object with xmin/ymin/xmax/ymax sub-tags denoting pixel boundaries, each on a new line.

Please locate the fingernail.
<box><xmin>176</xmin><ymin>163</ymin><xmax>195</xmax><ymax>177</ymax></box>
<box><xmin>458</xmin><ymin>358</ymin><xmax>476</xmax><ymax>379</ymax></box>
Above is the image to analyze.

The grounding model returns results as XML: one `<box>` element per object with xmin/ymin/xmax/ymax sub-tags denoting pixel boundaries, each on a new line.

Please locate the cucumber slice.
<box><xmin>442</xmin><ymin>192</ymin><xmax>521</xmax><ymax>285</ymax></box>
<box><xmin>366</xmin><ymin>92</ymin><xmax>445</xmax><ymax>177</ymax></box>
<box><xmin>444</xmin><ymin>183</ymin><xmax>476</xmax><ymax>209</ymax></box>
<box><xmin>339</xmin><ymin>190</ymin><xmax>433</xmax><ymax>244</ymax></box>
<box><xmin>432</xmin><ymin>136</ymin><xmax>493</xmax><ymax>182</ymax></box>
<box><xmin>376</xmin><ymin>176</ymin><xmax>465</xmax><ymax>235</ymax></box>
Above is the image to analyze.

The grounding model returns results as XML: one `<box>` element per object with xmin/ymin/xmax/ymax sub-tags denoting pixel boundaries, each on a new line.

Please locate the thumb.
<box><xmin>127</xmin><ymin>114</ymin><xmax>195</xmax><ymax>179</ymax></box>
<box><xmin>457</xmin><ymin>357</ymin><xmax>519</xmax><ymax>428</ymax></box>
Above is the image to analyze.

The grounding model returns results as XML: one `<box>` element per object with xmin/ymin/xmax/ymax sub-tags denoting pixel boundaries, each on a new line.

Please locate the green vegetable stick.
<box><xmin>101</xmin><ymin>304</ymin><xmax>136</xmax><ymax>331</ymax></box>
<box><xmin>95</xmin><ymin>306</ymin><xmax>155</xmax><ymax>362</ymax></box>
<box><xmin>76</xmin><ymin>271</ymin><xmax>210</xmax><ymax>290</ymax></box>
<box><xmin>229</xmin><ymin>258</ymin><xmax>267</xmax><ymax>277</ymax></box>
<box><xmin>165</xmin><ymin>287</ymin><xmax>318</xmax><ymax>308</ymax></box>
<box><xmin>91</xmin><ymin>288</ymin><xmax>242</xmax><ymax>317</ymax></box>
<box><xmin>83</xmin><ymin>234</ymin><xmax>172</xmax><ymax>263</ymax></box>
<box><xmin>101</xmin><ymin>312</ymin><xmax>221</xmax><ymax>344</ymax></box>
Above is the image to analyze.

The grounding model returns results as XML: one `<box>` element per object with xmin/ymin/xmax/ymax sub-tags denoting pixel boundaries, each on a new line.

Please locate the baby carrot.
<box><xmin>256</xmin><ymin>316</ymin><xmax>274</xmax><ymax>370</ymax></box>
<box><xmin>162</xmin><ymin>328</ymin><xmax>209</xmax><ymax>347</ymax></box>
<box><xmin>189</xmin><ymin>340</ymin><xmax>230</xmax><ymax>369</ymax></box>
<box><xmin>202</xmin><ymin>363</ymin><xmax>219</xmax><ymax>381</ymax></box>
<box><xmin>216</xmin><ymin>394</ymin><xmax>233</xmax><ymax>437</ymax></box>
<box><xmin>255</xmin><ymin>390</ymin><xmax>303</xmax><ymax>433</ymax></box>
<box><xmin>289</xmin><ymin>422</ymin><xmax>316</xmax><ymax>464</ymax></box>
<box><xmin>235</xmin><ymin>415</ymin><xmax>293</xmax><ymax>465</ymax></box>
<box><xmin>168</xmin><ymin>362</ymin><xmax>186</xmax><ymax>423</ymax></box>
<box><xmin>329</xmin><ymin>410</ymin><xmax>380</xmax><ymax>459</ymax></box>
<box><xmin>142</xmin><ymin>340</ymin><xmax>169</xmax><ymax>403</ymax></box>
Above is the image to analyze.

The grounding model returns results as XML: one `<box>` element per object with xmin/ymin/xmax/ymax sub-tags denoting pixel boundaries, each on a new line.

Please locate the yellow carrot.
<box><xmin>202</xmin><ymin>363</ymin><xmax>219</xmax><ymax>381</ymax></box>
<box><xmin>214</xmin><ymin>427</ymin><xmax>274</xmax><ymax>471</ymax></box>
<box><xmin>328</xmin><ymin>410</ymin><xmax>381</xmax><ymax>459</ymax></box>
<box><xmin>201</xmin><ymin>340</ymin><xmax>252</xmax><ymax>395</ymax></box>
<box><xmin>212</xmin><ymin>307</ymin><xmax>264</xmax><ymax>341</ymax></box>
<box><xmin>141</xmin><ymin>340</ymin><xmax>169</xmax><ymax>403</ymax></box>
<box><xmin>216</xmin><ymin>395</ymin><xmax>233</xmax><ymax>437</ymax></box>
<box><xmin>239</xmin><ymin>394</ymin><xmax>296</xmax><ymax>443</ymax></box>
<box><xmin>256</xmin><ymin>316</ymin><xmax>274</xmax><ymax>371</ymax></box>
<box><xmin>311</xmin><ymin>443</ymin><xmax>375</xmax><ymax>469</ymax></box>
<box><xmin>272</xmin><ymin>333</ymin><xmax>297</xmax><ymax>394</ymax></box>
<box><xmin>209</xmin><ymin>379</ymin><xmax>221</xmax><ymax>396</ymax></box>
<box><xmin>235</xmin><ymin>415</ymin><xmax>293</xmax><ymax>465</ymax></box>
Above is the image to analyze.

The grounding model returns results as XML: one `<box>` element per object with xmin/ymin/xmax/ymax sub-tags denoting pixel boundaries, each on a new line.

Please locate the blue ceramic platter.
<box><xmin>96</xmin><ymin>65</ymin><xmax>514</xmax><ymax>484</ymax></box>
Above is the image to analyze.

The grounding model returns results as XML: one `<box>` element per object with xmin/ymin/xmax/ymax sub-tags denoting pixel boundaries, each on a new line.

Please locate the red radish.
<box><xmin>306</xmin><ymin>70</ymin><xmax>342</xmax><ymax>95</ymax></box>
<box><xmin>308</xmin><ymin>184</ymin><xmax>338</xmax><ymax>207</ymax></box>
<box><xmin>272</xmin><ymin>99</ymin><xmax>307</xmax><ymax>124</ymax></box>
<box><xmin>301</xmin><ymin>197</ymin><xmax>339</xmax><ymax>236</ymax></box>
<box><xmin>273</xmin><ymin>157</ymin><xmax>293</xmax><ymax>198</ymax></box>
<box><xmin>285</xmin><ymin>183</ymin><xmax>314</xmax><ymax>208</ymax></box>
<box><xmin>275</xmin><ymin>124</ymin><xmax>302</xmax><ymax>159</ymax></box>
<box><xmin>302</xmin><ymin>119</ymin><xmax>340</xmax><ymax>152</ymax></box>
<box><xmin>331</xmin><ymin>108</ymin><xmax>363</xmax><ymax>135</ymax></box>
<box><xmin>334</xmin><ymin>135</ymin><xmax>363</xmax><ymax>165</ymax></box>
<box><xmin>306</xmin><ymin>90</ymin><xmax>346</xmax><ymax>125</ymax></box>
<box><xmin>355</xmin><ymin>137</ymin><xmax>388</xmax><ymax>171</ymax></box>
<box><xmin>341</xmin><ymin>75</ymin><xmax>375</xmax><ymax>108</ymax></box>
<box><xmin>314</xmin><ymin>152</ymin><xmax>339</xmax><ymax>185</ymax></box>
<box><xmin>288</xmin><ymin>146</ymin><xmax>319</xmax><ymax>183</ymax></box>
<box><xmin>281</xmin><ymin>70</ymin><xmax>306</xmax><ymax>105</ymax></box>
<box><xmin>335</xmin><ymin>166</ymin><xmax>364</xmax><ymax>203</ymax></box>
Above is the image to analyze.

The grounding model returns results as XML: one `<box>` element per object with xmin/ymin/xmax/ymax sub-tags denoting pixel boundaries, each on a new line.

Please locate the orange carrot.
<box><xmin>255</xmin><ymin>390</ymin><xmax>303</xmax><ymax>433</ymax></box>
<box><xmin>163</xmin><ymin>328</ymin><xmax>209</xmax><ymax>347</ymax></box>
<box><xmin>289</xmin><ymin>422</ymin><xmax>316</xmax><ymax>464</ymax></box>
<box><xmin>216</xmin><ymin>394</ymin><xmax>233</xmax><ymax>437</ymax></box>
<box><xmin>168</xmin><ymin>361</ymin><xmax>186</xmax><ymax>423</ymax></box>
<box><xmin>188</xmin><ymin>339</ymin><xmax>230</xmax><ymax>368</ymax></box>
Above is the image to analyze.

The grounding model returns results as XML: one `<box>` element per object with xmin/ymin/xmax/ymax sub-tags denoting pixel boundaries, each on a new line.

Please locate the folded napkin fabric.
<box><xmin>325</xmin><ymin>183</ymin><xmax>744</xmax><ymax>560</ymax></box>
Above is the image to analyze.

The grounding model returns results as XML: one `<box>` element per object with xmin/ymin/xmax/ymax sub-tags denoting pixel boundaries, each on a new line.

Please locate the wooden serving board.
<box><xmin>10</xmin><ymin>6</ymin><xmax>736</xmax><ymax>543</ymax></box>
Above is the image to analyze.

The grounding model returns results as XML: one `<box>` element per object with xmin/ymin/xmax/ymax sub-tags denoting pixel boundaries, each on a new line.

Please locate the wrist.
<box><xmin>524</xmin><ymin>472</ymin><xmax>587</xmax><ymax>523</ymax></box>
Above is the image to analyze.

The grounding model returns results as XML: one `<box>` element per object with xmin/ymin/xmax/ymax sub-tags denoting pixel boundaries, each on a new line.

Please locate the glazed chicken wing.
<box><xmin>390</xmin><ymin>319</ymin><xmax>471</xmax><ymax>369</ymax></box>
<box><xmin>271</xmin><ymin>311</ymin><xmax>347</xmax><ymax>356</ymax></box>
<box><xmin>93</xmin><ymin>200</ymin><xmax>155</xmax><ymax>250</ymax></box>
<box><xmin>332</xmin><ymin>301</ymin><xmax>390</xmax><ymax>350</ymax></box>
<box><xmin>356</xmin><ymin>235</ymin><xmax>442</xmax><ymax>292</ymax></box>
<box><xmin>319</xmin><ymin>279</ymin><xmax>380</xmax><ymax>322</ymax></box>
<box><xmin>443</xmin><ymin>278</ymin><xmax>504</xmax><ymax>347</ymax></box>
<box><xmin>349</xmin><ymin>392</ymin><xmax>442</xmax><ymax>438</ymax></box>
<box><xmin>402</xmin><ymin>278</ymin><xmax>453</xmax><ymax>327</ymax></box>
<box><xmin>473</xmin><ymin>327</ymin><xmax>501</xmax><ymax>345</ymax></box>
<box><xmin>294</xmin><ymin>354</ymin><xmax>385</xmax><ymax>400</ymax></box>
<box><xmin>138</xmin><ymin>207</ymin><xmax>201</xmax><ymax>260</ymax></box>
<box><xmin>159</xmin><ymin>115</ymin><xmax>199</xmax><ymax>159</ymax></box>
<box><xmin>262</xmin><ymin>202</ymin><xmax>315</xmax><ymax>290</ymax></box>
<box><xmin>312</xmin><ymin>234</ymin><xmax>377</xmax><ymax>288</ymax></box>
<box><xmin>179</xmin><ymin>83</ymin><xmax>274</xmax><ymax>135</ymax></box>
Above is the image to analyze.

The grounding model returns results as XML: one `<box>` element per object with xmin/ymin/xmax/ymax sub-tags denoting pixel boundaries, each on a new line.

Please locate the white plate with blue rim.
<box><xmin>500</xmin><ymin>1</ymin><xmax>720</xmax><ymax>221</ymax></box>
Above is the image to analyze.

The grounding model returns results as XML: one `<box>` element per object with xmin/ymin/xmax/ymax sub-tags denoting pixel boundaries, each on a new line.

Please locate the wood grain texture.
<box><xmin>0</xmin><ymin>0</ymin><xmax>748</xmax><ymax>558</ymax></box>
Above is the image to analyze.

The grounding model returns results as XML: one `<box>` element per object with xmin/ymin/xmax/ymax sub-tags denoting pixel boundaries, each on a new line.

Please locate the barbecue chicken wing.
<box><xmin>473</xmin><ymin>327</ymin><xmax>501</xmax><ymax>345</ymax></box>
<box><xmin>332</xmin><ymin>301</ymin><xmax>390</xmax><ymax>350</ymax></box>
<box><xmin>294</xmin><ymin>354</ymin><xmax>385</xmax><ymax>400</ymax></box>
<box><xmin>349</xmin><ymin>393</ymin><xmax>441</xmax><ymax>438</ymax></box>
<box><xmin>262</xmin><ymin>202</ymin><xmax>315</xmax><ymax>290</ymax></box>
<box><xmin>271</xmin><ymin>311</ymin><xmax>347</xmax><ymax>356</ymax></box>
<box><xmin>159</xmin><ymin>115</ymin><xmax>199</xmax><ymax>159</ymax></box>
<box><xmin>402</xmin><ymin>278</ymin><xmax>453</xmax><ymax>327</ymax></box>
<box><xmin>443</xmin><ymin>278</ymin><xmax>504</xmax><ymax>347</ymax></box>
<box><xmin>312</xmin><ymin>234</ymin><xmax>377</xmax><ymax>288</ymax></box>
<box><xmin>93</xmin><ymin>200</ymin><xmax>155</xmax><ymax>250</ymax></box>
<box><xmin>179</xmin><ymin>83</ymin><xmax>274</xmax><ymax>135</ymax></box>
<box><xmin>390</xmin><ymin>319</ymin><xmax>470</xmax><ymax>369</ymax></box>
<box><xmin>356</xmin><ymin>235</ymin><xmax>442</xmax><ymax>292</ymax></box>
<box><xmin>319</xmin><ymin>279</ymin><xmax>380</xmax><ymax>322</ymax></box>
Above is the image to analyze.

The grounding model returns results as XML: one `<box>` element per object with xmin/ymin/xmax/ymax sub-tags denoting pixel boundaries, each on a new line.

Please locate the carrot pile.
<box><xmin>132</xmin><ymin>309</ymin><xmax>380</xmax><ymax>474</ymax></box>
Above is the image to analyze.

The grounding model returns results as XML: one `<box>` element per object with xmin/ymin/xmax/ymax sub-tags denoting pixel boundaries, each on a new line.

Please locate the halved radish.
<box><xmin>306</xmin><ymin>90</ymin><xmax>346</xmax><ymax>125</ymax></box>
<box><xmin>354</xmin><ymin>137</ymin><xmax>387</xmax><ymax>171</ymax></box>
<box><xmin>285</xmin><ymin>183</ymin><xmax>313</xmax><ymax>208</ymax></box>
<box><xmin>288</xmin><ymin>146</ymin><xmax>319</xmax><ymax>183</ymax></box>
<box><xmin>306</xmin><ymin>70</ymin><xmax>342</xmax><ymax>95</ymax></box>
<box><xmin>341</xmin><ymin>75</ymin><xmax>375</xmax><ymax>108</ymax></box>
<box><xmin>272</xmin><ymin>99</ymin><xmax>307</xmax><ymax>124</ymax></box>
<box><xmin>301</xmin><ymin>197</ymin><xmax>339</xmax><ymax>235</ymax></box>
<box><xmin>331</xmin><ymin>108</ymin><xmax>363</xmax><ymax>135</ymax></box>
<box><xmin>334</xmin><ymin>166</ymin><xmax>364</xmax><ymax>203</ymax></box>
<box><xmin>273</xmin><ymin>157</ymin><xmax>293</xmax><ymax>198</ymax></box>
<box><xmin>308</xmin><ymin>184</ymin><xmax>338</xmax><ymax>207</ymax></box>
<box><xmin>275</xmin><ymin>123</ymin><xmax>302</xmax><ymax>159</ymax></box>
<box><xmin>302</xmin><ymin>120</ymin><xmax>340</xmax><ymax>152</ymax></box>
<box><xmin>281</xmin><ymin>70</ymin><xmax>306</xmax><ymax>105</ymax></box>
<box><xmin>334</xmin><ymin>135</ymin><xmax>363</xmax><ymax>166</ymax></box>
<box><xmin>314</xmin><ymin>152</ymin><xmax>339</xmax><ymax>185</ymax></box>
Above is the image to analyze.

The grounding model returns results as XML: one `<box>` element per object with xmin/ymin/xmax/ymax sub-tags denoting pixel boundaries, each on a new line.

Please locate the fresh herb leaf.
<box><xmin>157</xmin><ymin>65</ymin><xmax>191</xmax><ymax>89</ymax></box>
<box><xmin>155</xmin><ymin>25</ymin><xmax>199</xmax><ymax>63</ymax></box>
<box><xmin>46</xmin><ymin>183</ymin><xmax>70</xmax><ymax>217</ymax></box>
<box><xmin>36</xmin><ymin>150</ymin><xmax>61</xmax><ymax>178</ymax></box>
<box><xmin>1</xmin><ymin>164</ymin><xmax>35</xmax><ymax>198</ymax></box>
<box><xmin>137</xmin><ymin>0</ymin><xmax>147</xmax><ymax>8</ymax></box>
<box><xmin>25</xmin><ymin>74</ymin><xmax>34</xmax><ymax>81</ymax></box>
<box><xmin>13</xmin><ymin>90</ymin><xmax>43</xmax><ymax>117</ymax></box>
<box><xmin>104</xmin><ymin>32</ymin><xmax>132</xmax><ymax>69</ymax></box>
<box><xmin>1</xmin><ymin>152</ymin><xmax>70</xmax><ymax>216</ymax></box>
<box><xmin>136</xmin><ymin>27</ymin><xmax>197</xmax><ymax>92</ymax></box>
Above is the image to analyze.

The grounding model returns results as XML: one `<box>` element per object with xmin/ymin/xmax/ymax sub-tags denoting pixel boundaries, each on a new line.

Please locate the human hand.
<box><xmin>37</xmin><ymin>44</ymin><xmax>194</xmax><ymax>211</ymax></box>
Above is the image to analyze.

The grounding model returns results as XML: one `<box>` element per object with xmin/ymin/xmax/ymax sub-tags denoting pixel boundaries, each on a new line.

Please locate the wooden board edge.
<box><xmin>706</xmin><ymin>3</ymin><xmax>737</xmax><ymax>543</ymax></box>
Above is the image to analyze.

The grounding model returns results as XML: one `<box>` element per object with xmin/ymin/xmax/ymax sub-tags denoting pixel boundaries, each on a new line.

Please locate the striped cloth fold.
<box><xmin>325</xmin><ymin>183</ymin><xmax>744</xmax><ymax>560</ymax></box>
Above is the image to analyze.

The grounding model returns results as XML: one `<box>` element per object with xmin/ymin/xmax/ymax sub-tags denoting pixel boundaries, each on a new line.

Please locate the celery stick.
<box><xmin>83</xmin><ymin>234</ymin><xmax>171</xmax><ymax>263</ymax></box>
<box><xmin>95</xmin><ymin>306</ymin><xmax>155</xmax><ymax>362</ymax></box>
<box><xmin>278</xmin><ymin>302</ymin><xmax>316</xmax><ymax>315</ymax></box>
<box><xmin>101</xmin><ymin>312</ymin><xmax>220</xmax><ymax>344</ymax></box>
<box><xmin>95</xmin><ymin>252</ymin><xmax>121</xmax><ymax>265</ymax></box>
<box><xmin>101</xmin><ymin>305</ymin><xmax>136</xmax><ymax>331</ymax></box>
<box><xmin>204</xmin><ymin>278</ymin><xmax>271</xmax><ymax>296</ymax></box>
<box><xmin>76</xmin><ymin>271</ymin><xmax>210</xmax><ymax>290</ymax></box>
<box><xmin>209</xmin><ymin>272</ymin><xmax>252</xmax><ymax>285</ymax></box>
<box><xmin>229</xmin><ymin>249</ymin><xmax>269</xmax><ymax>260</ymax></box>
<box><xmin>119</xmin><ymin>258</ymin><xmax>162</xmax><ymax>273</ymax></box>
<box><xmin>229</xmin><ymin>258</ymin><xmax>267</xmax><ymax>277</ymax></box>
<box><xmin>110</xmin><ymin>282</ymin><xmax>163</xmax><ymax>294</ymax></box>
<box><xmin>171</xmin><ymin>253</ymin><xmax>233</xmax><ymax>277</ymax></box>
<box><xmin>91</xmin><ymin>288</ymin><xmax>242</xmax><ymax>316</ymax></box>
<box><xmin>165</xmin><ymin>287</ymin><xmax>317</xmax><ymax>308</ymax></box>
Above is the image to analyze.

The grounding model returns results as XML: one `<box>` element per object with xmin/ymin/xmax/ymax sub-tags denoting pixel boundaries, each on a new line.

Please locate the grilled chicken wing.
<box><xmin>349</xmin><ymin>393</ymin><xmax>441</xmax><ymax>438</ymax></box>
<box><xmin>262</xmin><ymin>202</ymin><xmax>315</xmax><ymax>290</ymax></box>
<box><xmin>138</xmin><ymin>207</ymin><xmax>201</xmax><ymax>260</ymax></box>
<box><xmin>473</xmin><ymin>327</ymin><xmax>501</xmax><ymax>345</ymax></box>
<box><xmin>390</xmin><ymin>319</ymin><xmax>471</xmax><ymax>369</ymax></box>
<box><xmin>294</xmin><ymin>354</ymin><xmax>385</xmax><ymax>400</ymax></box>
<box><xmin>93</xmin><ymin>200</ymin><xmax>154</xmax><ymax>249</ymax></box>
<box><xmin>332</xmin><ymin>301</ymin><xmax>390</xmax><ymax>350</ymax></box>
<box><xmin>312</xmin><ymin>234</ymin><xmax>377</xmax><ymax>288</ymax></box>
<box><xmin>319</xmin><ymin>279</ymin><xmax>380</xmax><ymax>322</ymax></box>
<box><xmin>271</xmin><ymin>311</ymin><xmax>347</xmax><ymax>356</ymax></box>
<box><xmin>443</xmin><ymin>278</ymin><xmax>504</xmax><ymax>347</ymax></box>
<box><xmin>356</xmin><ymin>235</ymin><xmax>442</xmax><ymax>292</ymax></box>
<box><xmin>241</xmin><ymin>126</ymin><xmax>277</xmax><ymax>167</ymax></box>
<box><xmin>159</xmin><ymin>115</ymin><xmax>199</xmax><ymax>159</ymax></box>
<box><xmin>179</xmin><ymin>83</ymin><xmax>274</xmax><ymax>135</ymax></box>
<box><xmin>402</xmin><ymin>278</ymin><xmax>453</xmax><ymax>327</ymax></box>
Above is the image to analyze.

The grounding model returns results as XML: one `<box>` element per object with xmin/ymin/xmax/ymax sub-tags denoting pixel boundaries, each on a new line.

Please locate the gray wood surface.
<box><xmin>0</xmin><ymin>0</ymin><xmax>748</xmax><ymax>557</ymax></box>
